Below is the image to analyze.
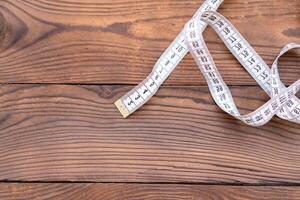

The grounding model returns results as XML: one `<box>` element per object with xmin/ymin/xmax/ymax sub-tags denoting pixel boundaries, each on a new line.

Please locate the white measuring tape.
<box><xmin>114</xmin><ymin>0</ymin><xmax>300</xmax><ymax>126</ymax></box>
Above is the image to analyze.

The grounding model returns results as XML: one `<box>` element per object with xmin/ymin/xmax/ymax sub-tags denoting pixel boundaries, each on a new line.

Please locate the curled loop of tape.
<box><xmin>185</xmin><ymin>10</ymin><xmax>300</xmax><ymax>126</ymax></box>
<box><xmin>114</xmin><ymin>0</ymin><xmax>299</xmax><ymax>126</ymax></box>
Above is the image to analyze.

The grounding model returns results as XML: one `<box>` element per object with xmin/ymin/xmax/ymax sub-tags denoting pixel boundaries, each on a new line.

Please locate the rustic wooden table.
<box><xmin>0</xmin><ymin>0</ymin><xmax>299</xmax><ymax>199</ymax></box>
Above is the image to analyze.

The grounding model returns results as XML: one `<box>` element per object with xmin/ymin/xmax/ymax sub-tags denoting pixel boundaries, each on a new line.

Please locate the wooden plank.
<box><xmin>0</xmin><ymin>0</ymin><xmax>299</xmax><ymax>84</ymax></box>
<box><xmin>0</xmin><ymin>84</ymin><xmax>300</xmax><ymax>183</ymax></box>
<box><xmin>0</xmin><ymin>183</ymin><xmax>300</xmax><ymax>200</ymax></box>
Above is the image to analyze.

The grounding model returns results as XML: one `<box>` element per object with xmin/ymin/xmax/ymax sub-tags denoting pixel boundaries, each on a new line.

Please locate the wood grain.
<box><xmin>0</xmin><ymin>1</ymin><xmax>300</xmax><ymax>196</ymax></box>
<box><xmin>1</xmin><ymin>184</ymin><xmax>300</xmax><ymax>200</ymax></box>
<box><xmin>0</xmin><ymin>84</ymin><xmax>300</xmax><ymax>183</ymax></box>
<box><xmin>0</xmin><ymin>0</ymin><xmax>299</xmax><ymax>85</ymax></box>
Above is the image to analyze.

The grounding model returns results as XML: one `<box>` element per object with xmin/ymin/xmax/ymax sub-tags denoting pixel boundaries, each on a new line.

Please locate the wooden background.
<box><xmin>0</xmin><ymin>0</ymin><xmax>299</xmax><ymax>199</ymax></box>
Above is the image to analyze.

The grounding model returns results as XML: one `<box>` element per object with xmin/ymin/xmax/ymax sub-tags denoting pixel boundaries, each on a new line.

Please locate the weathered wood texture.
<box><xmin>0</xmin><ymin>84</ymin><xmax>300</xmax><ymax>183</ymax></box>
<box><xmin>0</xmin><ymin>1</ymin><xmax>300</xmax><ymax>198</ymax></box>
<box><xmin>0</xmin><ymin>0</ymin><xmax>299</xmax><ymax>84</ymax></box>
<box><xmin>1</xmin><ymin>184</ymin><xmax>300</xmax><ymax>200</ymax></box>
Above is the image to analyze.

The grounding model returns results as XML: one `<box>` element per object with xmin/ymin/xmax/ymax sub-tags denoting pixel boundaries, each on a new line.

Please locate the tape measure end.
<box><xmin>114</xmin><ymin>99</ymin><xmax>130</xmax><ymax>118</ymax></box>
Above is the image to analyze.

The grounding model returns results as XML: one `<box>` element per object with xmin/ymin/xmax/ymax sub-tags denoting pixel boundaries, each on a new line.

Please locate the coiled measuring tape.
<box><xmin>114</xmin><ymin>0</ymin><xmax>300</xmax><ymax>127</ymax></box>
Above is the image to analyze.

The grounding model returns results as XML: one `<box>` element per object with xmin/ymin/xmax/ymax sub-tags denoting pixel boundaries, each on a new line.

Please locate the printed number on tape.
<box><xmin>114</xmin><ymin>0</ymin><xmax>300</xmax><ymax>127</ymax></box>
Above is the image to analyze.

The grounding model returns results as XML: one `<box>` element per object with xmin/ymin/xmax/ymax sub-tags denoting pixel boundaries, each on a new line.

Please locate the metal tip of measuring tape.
<box><xmin>114</xmin><ymin>99</ymin><xmax>130</xmax><ymax>118</ymax></box>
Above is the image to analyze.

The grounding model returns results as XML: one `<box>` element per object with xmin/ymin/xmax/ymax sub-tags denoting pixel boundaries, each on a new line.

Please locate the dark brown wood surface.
<box><xmin>0</xmin><ymin>0</ymin><xmax>299</xmax><ymax>85</ymax></box>
<box><xmin>0</xmin><ymin>0</ymin><xmax>299</xmax><ymax>199</ymax></box>
<box><xmin>1</xmin><ymin>84</ymin><xmax>300</xmax><ymax>183</ymax></box>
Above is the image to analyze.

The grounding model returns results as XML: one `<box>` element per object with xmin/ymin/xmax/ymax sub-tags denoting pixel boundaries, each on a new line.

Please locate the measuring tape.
<box><xmin>114</xmin><ymin>0</ymin><xmax>300</xmax><ymax>126</ymax></box>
